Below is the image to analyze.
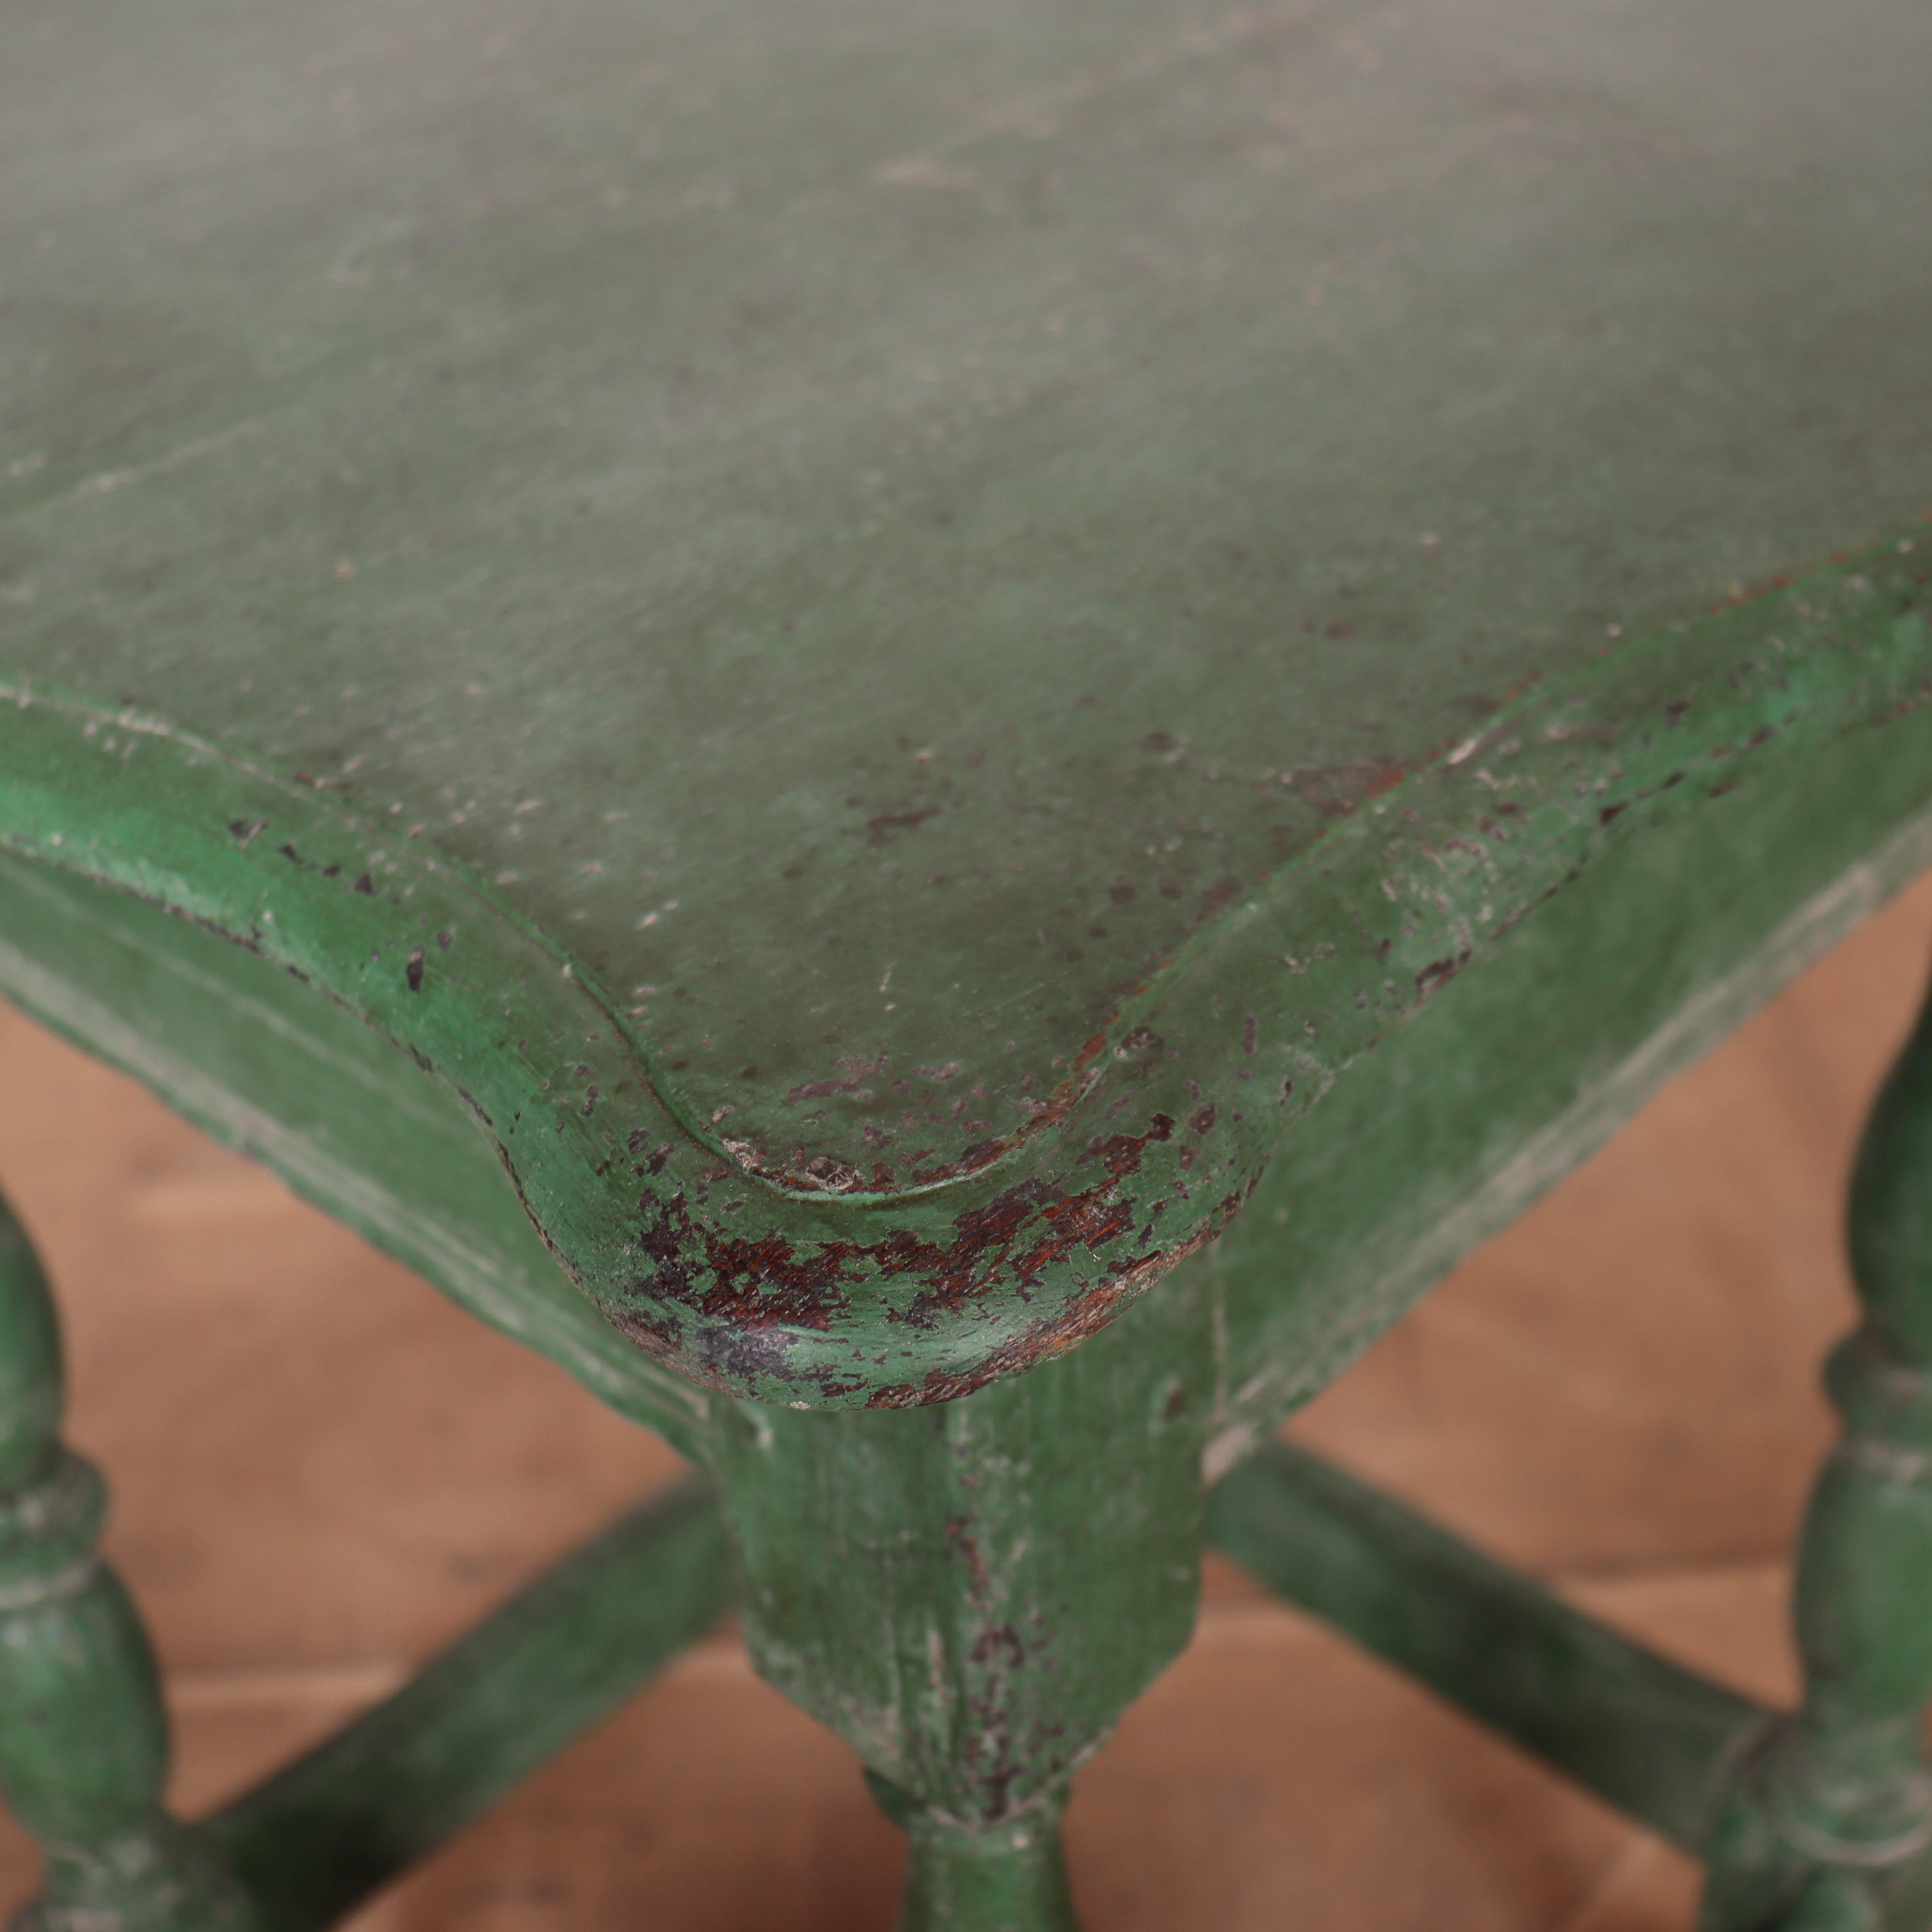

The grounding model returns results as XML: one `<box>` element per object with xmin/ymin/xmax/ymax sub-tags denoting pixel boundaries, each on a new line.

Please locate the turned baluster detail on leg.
<box><xmin>1703</xmin><ymin>969</ymin><xmax>1932</xmax><ymax>1932</ymax></box>
<box><xmin>0</xmin><ymin>1189</ymin><xmax>255</xmax><ymax>1932</ymax></box>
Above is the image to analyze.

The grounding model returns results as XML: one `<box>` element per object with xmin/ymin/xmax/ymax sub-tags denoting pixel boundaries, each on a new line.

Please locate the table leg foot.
<box><xmin>867</xmin><ymin>1775</ymin><xmax>1079</xmax><ymax>1932</ymax></box>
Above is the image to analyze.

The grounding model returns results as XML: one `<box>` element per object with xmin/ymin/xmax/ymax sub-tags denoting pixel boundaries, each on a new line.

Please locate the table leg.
<box><xmin>1703</xmin><ymin>967</ymin><xmax>1932</xmax><ymax>1931</ymax></box>
<box><xmin>714</xmin><ymin>1274</ymin><xmax>1213</xmax><ymax>1932</ymax></box>
<box><xmin>0</xmin><ymin>1187</ymin><xmax>256</xmax><ymax>1932</ymax></box>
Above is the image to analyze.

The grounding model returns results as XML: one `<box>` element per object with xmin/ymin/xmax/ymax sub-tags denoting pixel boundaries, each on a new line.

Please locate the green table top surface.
<box><xmin>2</xmin><ymin>0</ymin><xmax>1930</xmax><ymax>1405</ymax></box>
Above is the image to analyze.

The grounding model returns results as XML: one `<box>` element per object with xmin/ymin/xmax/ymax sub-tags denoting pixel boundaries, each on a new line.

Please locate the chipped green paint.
<box><xmin>1198</xmin><ymin>678</ymin><xmax>1932</xmax><ymax>1470</ymax></box>
<box><xmin>717</xmin><ymin>1259</ymin><xmax>1211</xmax><ymax>1928</ymax></box>
<box><xmin>719</xmin><ymin>1270</ymin><xmax>1209</xmax><ymax>1812</ymax></box>
<box><xmin>0</xmin><ymin>538</ymin><xmax>1926</xmax><ymax>1414</ymax></box>
<box><xmin>7</xmin><ymin>0</ymin><xmax>1932</xmax><ymax>1213</ymax></box>
<box><xmin>0</xmin><ymin>851</ymin><xmax>710</xmax><ymax>1464</ymax></box>
<box><xmin>4</xmin><ymin>1</ymin><xmax>1932</xmax><ymax>1927</ymax></box>
<box><xmin>4</xmin><ymin>0</ymin><xmax>1932</xmax><ymax>1409</ymax></box>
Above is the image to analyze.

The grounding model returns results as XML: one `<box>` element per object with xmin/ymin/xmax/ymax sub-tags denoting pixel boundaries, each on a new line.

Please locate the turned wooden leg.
<box><xmin>713</xmin><ymin>1273</ymin><xmax>1212</xmax><ymax>1932</ymax></box>
<box><xmin>1702</xmin><ymin>972</ymin><xmax>1932</xmax><ymax>1932</ymax></box>
<box><xmin>0</xmin><ymin>1188</ymin><xmax>256</xmax><ymax>1932</ymax></box>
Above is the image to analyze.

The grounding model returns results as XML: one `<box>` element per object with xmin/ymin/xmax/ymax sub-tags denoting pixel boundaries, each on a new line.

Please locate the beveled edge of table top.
<box><xmin>0</xmin><ymin>523</ymin><xmax>1925</xmax><ymax>1409</ymax></box>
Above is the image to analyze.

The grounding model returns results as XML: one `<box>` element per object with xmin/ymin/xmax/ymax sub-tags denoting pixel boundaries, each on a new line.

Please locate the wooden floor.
<box><xmin>5</xmin><ymin>874</ymin><xmax>1932</xmax><ymax>1932</ymax></box>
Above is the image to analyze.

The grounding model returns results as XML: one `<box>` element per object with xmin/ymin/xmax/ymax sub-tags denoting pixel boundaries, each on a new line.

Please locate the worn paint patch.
<box><xmin>1</xmin><ymin>533</ymin><xmax>1928</xmax><ymax>1412</ymax></box>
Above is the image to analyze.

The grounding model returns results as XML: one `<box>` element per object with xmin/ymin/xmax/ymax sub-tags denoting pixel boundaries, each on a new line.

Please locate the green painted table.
<box><xmin>3</xmin><ymin>0</ymin><xmax>1932</xmax><ymax>1925</ymax></box>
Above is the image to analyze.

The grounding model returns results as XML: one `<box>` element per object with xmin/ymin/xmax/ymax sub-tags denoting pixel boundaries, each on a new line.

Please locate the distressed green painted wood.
<box><xmin>1206</xmin><ymin>1439</ymin><xmax>1771</xmax><ymax>1855</ymax></box>
<box><xmin>1700</xmin><ymin>967</ymin><xmax>1932</xmax><ymax>1932</ymax></box>
<box><xmin>0</xmin><ymin>851</ymin><xmax>708</xmax><ymax>1464</ymax></box>
<box><xmin>0</xmin><ymin>1167</ymin><xmax>730</xmax><ymax>1932</ymax></box>
<box><xmin>2</xmin><ymin>1</ymin><xmax>1932</xmax><ymax>1928</ymax></box>
<box><xmin>716</xmin><ymin>1263</ymin><xmax>1212</xmax><ymax>1928</ymax></box>
<box><xmin>1200</xmin><ymin>699</ymin><xmax>1932</xmax><ymax>1466</ymax></box>
<box><xmin>4</xmin><ymin>680</ymin><xmax>1932</xmax><ymax>1488</ymax></box>
<box><xmin>0</xmin><ymin>1191</ymin><xmax>258</xmax><ymax>1932</ymax></box>
<box><xmin>207</xmin><ymin>1474</ymin><xmax>731</xmax><ymax>1932</ymax></box>
<box><xmin>868</xmin><ymin>1775</ymin><xmax>1081</xmax><ymax>1932</ymax></box>
<box><xmin>3</xmin><ymin>0</ymin><xmax>1931</xmax><ymax>1410</ymax></box>
<box><xmin>0</xmin><ymin>530</ymin><xmax>1925</xmax><ymax>1414</ymax></box>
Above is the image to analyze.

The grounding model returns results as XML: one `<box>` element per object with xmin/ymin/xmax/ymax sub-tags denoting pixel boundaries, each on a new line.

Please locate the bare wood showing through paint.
<box><xmin>1</xmin><ymin>0</ymin><xmax>1931</xmax><ymax>1926</ymax></box>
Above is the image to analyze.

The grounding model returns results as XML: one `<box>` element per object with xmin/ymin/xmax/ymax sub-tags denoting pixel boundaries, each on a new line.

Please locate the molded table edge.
<box><xmin>0</xmin><ymin>526</ymin><xmax>1925</xmax><ymax>1407</ymax></box>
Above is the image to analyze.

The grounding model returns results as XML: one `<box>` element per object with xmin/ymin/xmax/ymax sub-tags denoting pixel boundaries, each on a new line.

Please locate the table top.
<box><xmin>3</xmin><ymin>0</ymin><xmax>1930</xmax><ymax>1407</ymax></box>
